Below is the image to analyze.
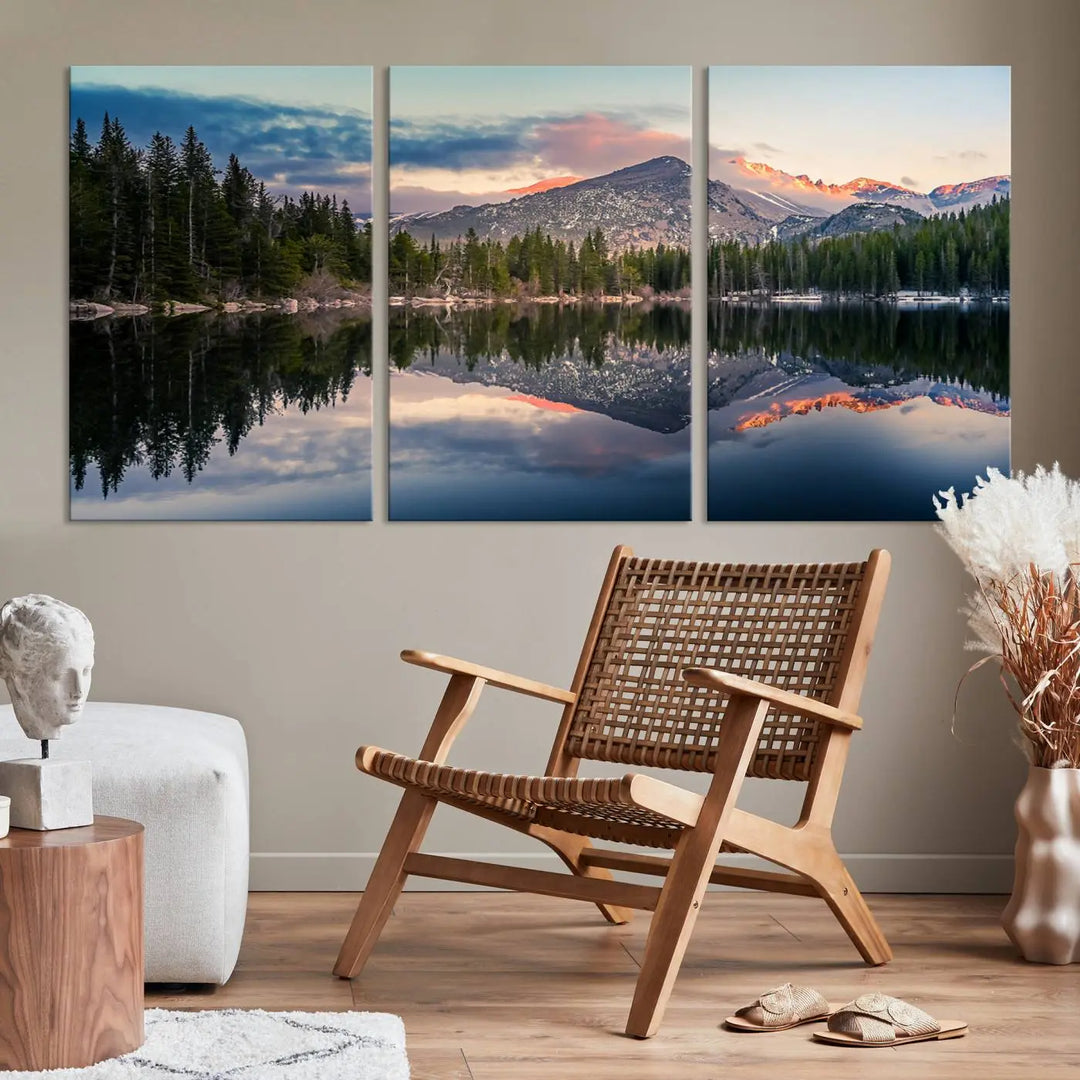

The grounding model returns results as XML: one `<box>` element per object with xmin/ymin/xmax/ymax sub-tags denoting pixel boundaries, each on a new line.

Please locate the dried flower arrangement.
<box><xmin>935</xmin><ymin>465</ymin><xmax>1080</xmax><ymax>768</ymax></box>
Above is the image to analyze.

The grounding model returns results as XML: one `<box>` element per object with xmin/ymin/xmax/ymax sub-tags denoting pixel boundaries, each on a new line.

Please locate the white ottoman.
<box><xmin>0</xmin><ymin>702</ymin><xmax>249</xmax><ymax>985</ymax></box>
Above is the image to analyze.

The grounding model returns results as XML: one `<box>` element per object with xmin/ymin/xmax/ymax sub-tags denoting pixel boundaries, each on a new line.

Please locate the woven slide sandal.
<box><xmin>724</xmin><ymin>983</ymin><xmax>839</xmax><ymax>1032</ymax></box>
<box><xmin>812</xmin><ymin>993</ymin><xmax>967</xmax><ymax>1047</ymax></box>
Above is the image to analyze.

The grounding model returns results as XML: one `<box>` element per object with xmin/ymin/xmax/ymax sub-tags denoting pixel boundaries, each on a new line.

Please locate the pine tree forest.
<box><xmin>70</xmin><ymin>114</ymin><xmax>373</xmax><ymax>304</ymax></box>
<box><xmin>708</xmin><ymin>197</ymin><xmax>1009</xmax><ymax>299</ymax></box>
<box><xmin>389</xmin><ymin>226</ymin><xmax>691</xmax><ymax>299</ymax></box>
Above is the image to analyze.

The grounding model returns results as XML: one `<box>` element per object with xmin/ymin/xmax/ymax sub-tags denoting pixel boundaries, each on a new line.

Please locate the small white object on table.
<box><xmin>0</xmin><ymin>756</ymin><xmax>93</xmax><ymax>830</ymax></box>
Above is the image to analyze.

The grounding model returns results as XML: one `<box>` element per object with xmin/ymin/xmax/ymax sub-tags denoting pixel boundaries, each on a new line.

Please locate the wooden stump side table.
<box><xmin>0</xmin><ymin>816</ymin><xmax>144</xmax><ymax>1070</ymax></box>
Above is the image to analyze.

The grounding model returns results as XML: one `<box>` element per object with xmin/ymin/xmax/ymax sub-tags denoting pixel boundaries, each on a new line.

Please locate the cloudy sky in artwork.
<box><xmin>390</xmin><ymin>66</ymin><xmax>691</xmax><ymax>214</ymax></box>
<box><xmin>70</xmin><ymin>67</ymin><xmax>373</xmax><ymax>214</ymax></box>
<box><xmin>710</xmin><ymin>66</ymin><xmax>1010</xmax><ymax>192</ymax></box>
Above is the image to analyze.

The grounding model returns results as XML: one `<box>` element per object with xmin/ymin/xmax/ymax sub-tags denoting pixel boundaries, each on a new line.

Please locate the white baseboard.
<box><xmin>249</xmin><ymin>851</ymin><xmax>1013</xmax><ymax>894</ymax></box>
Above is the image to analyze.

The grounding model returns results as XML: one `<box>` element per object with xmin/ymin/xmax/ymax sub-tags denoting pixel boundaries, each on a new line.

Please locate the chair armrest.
<box><xmin>401</xmin><ymin>650</ymin><xmax>576</xmax><ymax>705</ymax></box>
<box><xmin>681</xmin><ymin>667</ymin><xmax>862</xmax><ymax>731</ymax></box>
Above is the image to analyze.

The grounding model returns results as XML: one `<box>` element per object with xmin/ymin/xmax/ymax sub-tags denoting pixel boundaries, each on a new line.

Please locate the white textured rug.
<box><xmin>3</xmin><ymin>1009</ymin><xmax>409</xmax><ymax>1079</ymax></box>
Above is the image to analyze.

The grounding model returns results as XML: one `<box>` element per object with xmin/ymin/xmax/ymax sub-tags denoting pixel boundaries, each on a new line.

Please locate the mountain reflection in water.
<box><xmin>708</xmin><ymin>302</ymin><xmax>1010</xmax><ymax>521</ymax></box>
<box><xmin>389</xmin><ymin>302</ymin><xmax>691</xmax><ymax>521</ymax></box>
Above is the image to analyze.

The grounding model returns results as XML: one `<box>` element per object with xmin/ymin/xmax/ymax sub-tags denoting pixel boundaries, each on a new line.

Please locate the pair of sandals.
<box><xmin>724</xmin><ymin>983</ymin><xmax>968</xmax><ymax>1048</ymax></box>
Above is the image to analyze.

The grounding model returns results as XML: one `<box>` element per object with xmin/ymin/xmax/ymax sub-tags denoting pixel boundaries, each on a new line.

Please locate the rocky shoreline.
<box><xmin>71</xmin><ymin>291</ymin><xmax>688</xmax><ymax>320</ymax></box>
<box><xmin>389</xmin><ymin>292</ymin><xmax>688</xmax><ymax>308</ymax></box>
<box><xmin>69</xmin><ymin>295</ymin><xmax>372</xmax><ymax>321</ymax></box>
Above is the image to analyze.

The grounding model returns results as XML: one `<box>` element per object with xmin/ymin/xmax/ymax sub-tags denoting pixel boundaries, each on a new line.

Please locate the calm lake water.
<box><xmin>389</xmin><ymin>302</ymin><xmax>692</xmax><ymax>521</ymax></box>
<box><xmin>70</xmin><ymin>311</ymin><xmax>372</xmax><ymax>520</ymax></box>
<box><xmin>708</xmin><ymin>302</ymin><xmax>1010</xmax><ymax>521</ymax></box>
<box><xmin>70</xmin><ymin>300</ymin><xmax>1005</xmax><ymax>523</ymax></box>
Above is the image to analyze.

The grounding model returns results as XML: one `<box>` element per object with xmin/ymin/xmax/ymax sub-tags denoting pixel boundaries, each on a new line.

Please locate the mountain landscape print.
<box><xmin>69</xmin><ymin>67</ymin><xmax>373</xmax><ymax>520</ymax></box>
<box><xmin>388</xmin><ymin>66</ymin><xmax>692</xmax><ymax>521</ymax></box>
<box><xmin>707</xmin><ymin>66</ymin><xmax>1011</xmax><ymax>521</ymax></box>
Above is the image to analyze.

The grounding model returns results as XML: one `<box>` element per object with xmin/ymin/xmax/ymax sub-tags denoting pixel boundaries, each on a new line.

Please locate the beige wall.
<box><xmin>2</xmin><ymin>0</ymin><xmax>1078</xmax><ymax>891</ymax></box>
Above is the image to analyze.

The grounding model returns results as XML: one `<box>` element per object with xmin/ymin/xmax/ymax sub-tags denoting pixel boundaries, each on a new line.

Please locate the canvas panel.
<box><xmin>706</xmin><ymin>66</ymin><xmax>1011</xmax><ymax>521</ymax></box>
<box><xmin>68</xmin><ymin>67</ymin><xmax>374</xmax><ymax>521</ymax></box>
<box><xmin>388</xmin><ymin>65</ymin><xmax>693</xmax><ymax>522</ymax></box>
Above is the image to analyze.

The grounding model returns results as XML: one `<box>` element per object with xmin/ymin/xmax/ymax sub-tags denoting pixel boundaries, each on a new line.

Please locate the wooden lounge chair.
<box><xmin>334</xmin><ymin>545</ymin><xmax>892</xmax><ymax>1038</ymax></box>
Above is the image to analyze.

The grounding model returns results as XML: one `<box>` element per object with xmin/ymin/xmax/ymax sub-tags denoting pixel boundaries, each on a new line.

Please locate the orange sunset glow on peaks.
<box><xmin>734</xmin><ymin>393</ymin><xmax>888</xmax><ymax>431</ymax></box>
<box><xmin>734</xmin><ymin>389</ymin><xmax>1007</xmax><ymax>432</ymax></box>
<box><xmin>505</xmin><ymin>176</ymin><xmax>583</xmax><ymax>195</ymax></box>
<box><xmin>505</xmin><ymin>394</ymin><xmax>584</xmax><ymax>414</ymax></box>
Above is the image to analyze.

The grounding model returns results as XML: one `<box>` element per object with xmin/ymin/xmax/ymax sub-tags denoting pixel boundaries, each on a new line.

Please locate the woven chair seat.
<box><xmin>359</xmin><ymin>747</ymin><xmax>688</xmax><ymax>848</ymax></box>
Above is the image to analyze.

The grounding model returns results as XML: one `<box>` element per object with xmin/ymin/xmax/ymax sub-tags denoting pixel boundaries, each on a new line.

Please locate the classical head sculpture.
<box><xmin>0</xmin><ymin>595</ymin><xmax>94</xmax><ymax>742</ymax></box>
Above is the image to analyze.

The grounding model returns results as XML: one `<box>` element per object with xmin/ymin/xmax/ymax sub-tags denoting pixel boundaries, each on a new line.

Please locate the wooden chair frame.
<box><xmin>335</xmin><ymin>545</ymin><xmax>892</xmax><ymax>1038</ymax></box>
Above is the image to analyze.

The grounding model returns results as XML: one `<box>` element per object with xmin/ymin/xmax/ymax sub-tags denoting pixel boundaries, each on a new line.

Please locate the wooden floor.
<box><xmin>147</xmin><ymin>891</ymin><xmax>1080</xmax><ymax>1079</ymax></box>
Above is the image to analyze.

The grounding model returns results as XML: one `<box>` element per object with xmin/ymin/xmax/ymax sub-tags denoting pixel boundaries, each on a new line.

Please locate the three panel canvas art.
<box><xmin>69</xmin><ymin>66</ymin><xmax>1011</xmax><ymax>522</ymax></box>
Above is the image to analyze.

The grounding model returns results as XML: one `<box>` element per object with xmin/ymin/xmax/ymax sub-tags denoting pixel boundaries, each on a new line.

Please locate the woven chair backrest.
<box><xmin>565</xmin><ymin>556</ymin><xmax>871</xmax><ymax>781</ymax></box>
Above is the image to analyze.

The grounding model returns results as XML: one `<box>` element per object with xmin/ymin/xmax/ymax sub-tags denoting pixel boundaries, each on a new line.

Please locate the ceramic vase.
<box><xmin>1002</xmin><ymin>764</ymin><xmax>1080</xmax><ymax>963</ymax></box>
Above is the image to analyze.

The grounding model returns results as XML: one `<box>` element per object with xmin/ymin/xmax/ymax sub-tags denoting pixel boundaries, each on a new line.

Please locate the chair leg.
<box><xmin>624</xmin><ymin>694</ymin><xmax>770</xmax><ymax>1038</ymax></box>
<box><xmin>807</xmin><ymin>847</ymin><xmax>892</xmax><ymax>966</ymax></box>
<box><xmin>624</xmin><ymin>828</ymin><xmax>716</xmax><ymax>1038</ymax></box>
<box><xmin>333</xmin><ymin>789</ymin><xmax>437</xmax><ymax>978</ymax></box>
<box><xmin>532</xmin><ymin>827</ymin><xmax>634</xmax><ymax>925</ymax></box>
